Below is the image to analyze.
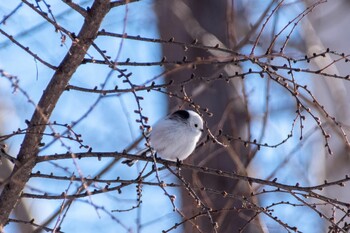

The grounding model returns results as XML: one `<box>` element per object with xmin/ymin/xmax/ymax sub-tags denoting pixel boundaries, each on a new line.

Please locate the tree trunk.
<box><xmin>0</xmin><ymin>0</ymin><xmax>110</xmax><ymax>229</ymax></box>
<box><xmin>155</xmin><ymin>1</ymin><xmax>264</xmax><ymax>232</ymax></box>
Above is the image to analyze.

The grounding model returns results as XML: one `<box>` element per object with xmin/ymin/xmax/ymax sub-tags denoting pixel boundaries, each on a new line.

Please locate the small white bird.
<box><xmin>122</xmin><ymin>109</ymin><xmax>204</xmax><ymax>166</ymax></box>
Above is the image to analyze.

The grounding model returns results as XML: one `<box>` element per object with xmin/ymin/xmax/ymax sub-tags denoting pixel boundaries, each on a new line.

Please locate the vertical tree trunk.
<box><xmin>155</xmin><ymin>1</ymin><xmax>264</xmax><ymax>232</ymax></box>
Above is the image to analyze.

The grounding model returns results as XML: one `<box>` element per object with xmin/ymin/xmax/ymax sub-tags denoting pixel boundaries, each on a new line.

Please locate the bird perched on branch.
<box><xmin>122</xmin><ymin>109</ymin><xmax>204</xmax><ymax>166</ymax></box>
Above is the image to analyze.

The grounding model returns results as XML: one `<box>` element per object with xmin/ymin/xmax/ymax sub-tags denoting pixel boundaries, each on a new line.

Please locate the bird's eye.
<box><xmin>194</xmin><ymin>124</ymin><xmax>198</xmax><ymax>128</ymax></box>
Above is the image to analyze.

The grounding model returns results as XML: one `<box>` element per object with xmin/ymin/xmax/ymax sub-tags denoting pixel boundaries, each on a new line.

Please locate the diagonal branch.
<box><xmin>0</xmin><ymin>0</ymin><xmax>111</xmax><ymax>229</ymax></box>
<box><xmin>110</xmin><ymin>0</ymin><xmax>139</xmax><ymax>8</ymax></box>
<box><xmin>62</xmin><ymin>0</ymin><xmax>87</xmax><ymax>17</ymax></box>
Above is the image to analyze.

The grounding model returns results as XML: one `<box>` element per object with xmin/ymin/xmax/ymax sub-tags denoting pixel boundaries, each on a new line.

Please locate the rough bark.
<box><xmin>0</xmin><ymin>0</ymin><xmax>110</xmax><ymax>228</ymax></box>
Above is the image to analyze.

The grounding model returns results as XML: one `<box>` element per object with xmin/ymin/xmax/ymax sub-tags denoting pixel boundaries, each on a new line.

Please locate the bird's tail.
<box><xmin>121</xmin><ymin>148</ymin><xmax>150</xmax><ymax>166</ymax></box>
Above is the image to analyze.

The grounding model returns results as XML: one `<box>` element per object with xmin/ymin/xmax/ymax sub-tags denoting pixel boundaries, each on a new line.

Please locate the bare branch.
<box><xmin>0</xmin><ymin>0</ymin><xmax>111</xmax><ymax>228</ymax></box>
<box><xmin>110</xmin><ymin>0</ymin><xmax>139</xmax><ymax>8</ymax></box>
<box><xmin>62</xmin><ymin>0</ymin><xmax>87</xmax><ymax>17</ymax></box>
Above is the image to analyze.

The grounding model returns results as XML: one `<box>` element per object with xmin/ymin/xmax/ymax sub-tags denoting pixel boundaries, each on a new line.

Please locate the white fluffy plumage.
<box><xmin>122</xmin><ymin>110</ymin><xmax>203</xmax><ymax>166</ymax></box>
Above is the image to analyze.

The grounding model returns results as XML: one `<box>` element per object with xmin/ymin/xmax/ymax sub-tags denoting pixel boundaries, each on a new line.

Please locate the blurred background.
<box><xmin>1</xmin><ymin>0</ymin><xmax>350</xmax><ymax>232</ymax></box>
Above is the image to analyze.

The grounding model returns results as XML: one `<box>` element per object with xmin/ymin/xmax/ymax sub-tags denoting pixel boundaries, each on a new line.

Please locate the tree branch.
<box><xmin>110</xmin><ymin>0</ymin><xmax>139</xmax><ymax>8</ymax></box>
<box><xmin>35</xmin><ymin>151</ymin><xmax>350</xmax><ymax>195</ymax></box>
<box><xmin>62</xmin><ymin>0</ymin><xmax>87</xmax><ymax>17</ymax></box>
<box><xmin>0</xmin><ymin>0</ymin><xmax>111</xmax><ymax>228</ymax></box>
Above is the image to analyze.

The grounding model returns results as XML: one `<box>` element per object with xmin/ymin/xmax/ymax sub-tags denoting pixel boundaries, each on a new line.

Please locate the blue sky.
<box><xmin>0</xmin><ymin>1</ymin><xmax>330</xmax><ymax>232</ymax></box>
<box><xmin>0</xmin><ymin>1</ymin><xmax>175</xmax><ymax>232</ymax></box>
